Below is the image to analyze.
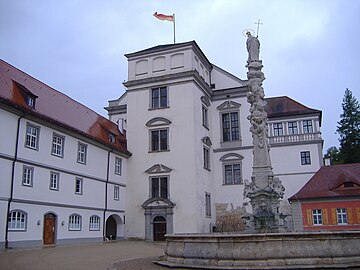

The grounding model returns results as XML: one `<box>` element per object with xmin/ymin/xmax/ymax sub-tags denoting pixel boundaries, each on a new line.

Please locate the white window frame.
<box><xmin>150</xmin><ymin>176</ymin><xmax>169</xmax><ymax>199</ymax></box>
<box><xmin>115</xmin><ymin>157</ymin><xmax>122</xmax><ymax>175</ymax></box>
<box><xmin>273</xmin><ymin>122</ymin><xmax>283</xmax><ymax>136</ymax></box>
<box><xmin>221</xmin><ymin>112</ymin><xmax>240</xmax><ymax>142</ymax></box>
<box><xmin>25</xmin><ymin>123</ymin><xmax>39</xmax><ymax>150</ymax></box>
<box><xmin>51</xmin><ymin>133</ymin><xmax>65</xmax><ymax>157</ymax></box>
<box><xmin>301</xmin><ymin>151</ymin><xmax>311</xmax><ymax>165</ymax></box>
<box><xmin>77</xmin><ymin>142</ymin><xmax>87</xmax><ymax>164</ymax></box>
<box><xmin>150</xmin><ymin>128</ymin><xmax>169</xmax><ymax>152</ymax></box>
<box><xmin>303</xmin><ymin>120</ymin><xmax>313</xmax><ymax>134</ymax></box>
<box><xmin>202</xmin><ymin>105</ymin><xmax>209</xmax><ymax>129</ymax></box>
<box><xmin>203</xmin><ymin>147</ymin><xmax>210</xmax><ymax>170</ymax></box>
<box><xmin>312</xmin><ymin>209</ymin><xmax>322</xmax><ymax>225</ymax></box>
<box><xmin>68</xmin><ymin>214</ymin><xmax>82</xmax><ymax>231</ymax></box>
<box><xmin>114</xmin><ymin>185</ymin><xmax>120</xmax><ymax>201</ymax></box>
<box><xmin>223</xmin><ymin>163</ymin><xmax>242</xmax><ymax>185</ymax></box>
<box><xmin>288</xmin><ymin>121</ymin><xmax>298</xmax><ymax>135</ymax></box>
<box><xmin>22</xmin><ymin>165</ymin><xmax>33</xmax><ymax>187</ymax></box>
<box><xmin>337</xmin><ymin>208</ymin><xmax>348</xmax><ymax>224</ymax></box>
<box><xmin>205</xmin><ymin>193</ymin><xmax>211</xmax><ymax>217</ymax></box>
<box><xmin>151</xmin><ymin>86</ymin><xmax>168</xmax><ymax>109</ymax></box>
<box><xmin>50</xmin><ymin>171</ymin><xmax>59</xmax><ymax>191</ymax></box>
<box><xmin>8</xmin><ymin>210</ymin><xmax>27</xmax><ymax>231</ymax></box>
<box><xmin>75</xmin><ymin>177</ymin><xmax>83</xmax><ymax>195</ymax></box>
<box><xmin>89</xmin><ymin>215</ymin><xmax>100</xmax><ymax>231</ymax></box>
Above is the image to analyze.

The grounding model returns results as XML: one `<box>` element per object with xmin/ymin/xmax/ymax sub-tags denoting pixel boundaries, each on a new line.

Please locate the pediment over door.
<box><xmin>141</xmin><ymin>197</ymin><xmax>176</xmax><ymax>209</ymax></box>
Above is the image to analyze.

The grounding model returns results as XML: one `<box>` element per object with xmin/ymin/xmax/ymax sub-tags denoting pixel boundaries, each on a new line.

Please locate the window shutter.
<box><xmin>347</xmin><ymin>208</ymin><xmax>354</xmax><ymax>224</ymax></box>
<box><xmin>331</xmin><ymin>208</ymin><xmax>337</xmax><ymax>225</ymax></box>
<box><xmin>306</xmin><ymin>209</ymin><xmax>312</xmax><ymax>225</ymax></box>
<box><xmin>322</xmin><ymin>209</ymin><xmax>328</xmax><ymax>225</ymax></box>
<box><xmin>356</xmin><ymin>208</ymin><xmax>360</xmax><ymax>224</ymax></box>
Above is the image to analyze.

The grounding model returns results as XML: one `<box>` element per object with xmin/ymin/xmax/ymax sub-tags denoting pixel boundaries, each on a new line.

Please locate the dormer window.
<box><xmin>109</xmin><ymin>133</ymin><xmax>115</xmax><ymax>143</ymax></box>
<box><xmin>26</xmin><ymin>96</ymin><xmax>35</xmax><ymax>107</ymax></box>
<box><xmin>343</xmin><ymin>182</ymin><xmax>354</xmax><ymax>188</ymax></box>
<box><xmin>14</xmin><ymin>81</ymin><xmax>37</xmax><ymax>109</ymax></box>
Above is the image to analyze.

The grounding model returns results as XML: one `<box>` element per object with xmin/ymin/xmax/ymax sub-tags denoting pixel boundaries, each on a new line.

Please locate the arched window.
<box><xmin>68</xmin><ymin>214</ymin><xmax>82</xmax><ymax>231</ymax></box>
<box><xmin>8</xmin><ymin>210</ymin><xmax>27</xmax><ymax>231</ymax></box>
<box><xmin>220</xmin><ymin>153</ymin><xmax>244</xmax><ymax>185</ymax></box>
<box><xmin>89</xmin><ymin>215</ymin><xmax>100</xmax><ymax>231</ymax></box>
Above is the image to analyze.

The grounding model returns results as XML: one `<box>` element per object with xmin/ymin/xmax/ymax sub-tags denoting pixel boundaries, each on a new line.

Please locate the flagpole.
<box><xmin>173</xmin><ymin>14</ymin><xmax>176</xmax><ymax>44</ymax></box>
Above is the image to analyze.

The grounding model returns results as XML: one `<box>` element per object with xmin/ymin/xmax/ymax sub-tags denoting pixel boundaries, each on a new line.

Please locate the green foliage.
<box><xmin>336</xmin><ymin>88</ymin><xmax>360</xmax><ymax>163</ymax></box>
<box><xmin>324</xmin><ymin>146</ymin><xmax>342</xmax><ymax>164</ymax></box>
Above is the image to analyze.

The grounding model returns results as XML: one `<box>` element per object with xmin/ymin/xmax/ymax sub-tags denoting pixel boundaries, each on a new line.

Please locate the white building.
<box><xmin>0</xmin><ymin>60</ymin><xmax>130</xmax><ymax>248</ymax></box>
<box><xmin>0</xmin><ymin>40</ymin><xmax>323</xmax><ymax>247</ymax></box>
<box><xmin>106</xmin><ymin>41</ymin><xmax>323</xmax><ymax>240</ymax></box>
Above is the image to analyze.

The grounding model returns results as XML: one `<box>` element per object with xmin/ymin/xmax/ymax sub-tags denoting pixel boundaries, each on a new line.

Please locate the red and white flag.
<box><xmin>153</xmin><ymin>12</ymin><xmax>174</xmax><ymax>22</ymax></box>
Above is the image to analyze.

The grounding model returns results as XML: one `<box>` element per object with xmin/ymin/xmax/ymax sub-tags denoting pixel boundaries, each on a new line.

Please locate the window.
<box><xmin>115</xmin><ymin>157</ymin><xmax>122</xmax><ymax>175</ymax></box>
<box><xmin>312</xmin><ymin>209</ymin><xmax>322</xmax><ymax>225</ymax></box>
<box><xmin>77</xmin><ymin>143</ymin><xmax>87</xmax><ymax>164</ymax></box>
<box><xmin>222</xmin><ymin>112</ymin><xmax>239</xmax><ymax>141</ymax></box>
<box><xmin>337</xmin><ymin>208</ymin><xmax>348</xmax><ymax>224</ymax></box>
<box><xmin>114</xmin><ymin>186</ymin><xmax>120</xmax><ymax>201</ymax></box>
<box><xmin>50</xmin><ymin>172</ymin><xmax>59</xmax><ymax>191</ymax></box>
<box><xmin>203</xmin><ymin>147</ymin><xmax>210</xmax><ymax>170</ymax></box>
<box><xmin>89</xmin><ymin>215</ymin><xmax>100</xmax><ymax>231</ymax></box>
<box><xmin>8</xmin><ymin>210</ymin><xmax>27</xmax><ymax>231</ymax></box>
<box><xmin>150</xmin><ymin>129</ymin><xmax>168</xmax><ymax>151</ymax></box>
<box><xmin>205</xmin><ymin>193</ymin><xmax>211</xmax><ymax>217</ymax></box>
<box><xmin>303</xmin><ymin>120</ymin><xmax>313</xmax><ymax>134</ymax></box>
<box><xmin>26</xmin><ymin>96</ymin><xmax>34</xmax><ymax>107</ymax></box>
<box><xmin>109</xmin><ymin>133</ymin><xmax>115</xmax><ymax>143</ymax></box>
<box><xmin>52</xmin><ymin>134</ymin><xmax>64</xmax><ymax>157</ymax></box>
<box><xmin>301</xmin><ymin>151</ymin><xmax>311</xmax><ymax>165</ymax></box>
<box><xmin>150</xmin><ymin>176</ymin><xmax>168</xmax><ymax>199</ymax></box>
<box><xmin>151</xmin><ymin>87</ymin><xmax>168</xmax><ymax>109</ymax></box>
<box><xmin>288</xmin><ymin>121</ymin><xmax>298</xmax><ymax>135</ymax></box>
<box><xmin>75</xmin><ymin>178</ymin><xmax>83</xmax><ymax>194</ymax></box>
<box><xmin>68</xmin><ymin>214</ymin><xmax>81</xmax><ymax>231</ymax></box>
<box><xmin>25</xmin><ymin>123</ymin><xmax>39</xmax><ymax>149</ymax></box>
<box><xmin>202</xmin><ymin>106</ymin><xmax>209</xmax><ymax>128</ymax></box>
<box><xmin>224</xmin><ymin>164</ymin><xmax>242</xmax><ymax>185</ymax></box>
<box><xmin>273</xmin><ymin>123</ymin><xmax>283</xmax><ymax>136</ymax></box>
<box><xmin>22</xmin><ymin>166</ymin><xmax>33</xmax><ymax>187</ymax></box>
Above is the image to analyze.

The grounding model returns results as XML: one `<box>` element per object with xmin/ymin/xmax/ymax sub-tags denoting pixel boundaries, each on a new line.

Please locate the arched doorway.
<box><xmin>43</xmin><ymin>213</ymin><xmax>56</xmax><ymax>245</ymax></box>
<box><xmin>105</xmin><ymin>215</ymin><xmax>117</xmax><ymax>240</ymax></box>
<box><xmin>153</xmin><ymin>216</ymin><xmax>167</xmax><ymax>241</ymax></box>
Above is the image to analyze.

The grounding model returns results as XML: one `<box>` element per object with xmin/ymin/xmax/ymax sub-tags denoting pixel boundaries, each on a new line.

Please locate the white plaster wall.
<box><xmin>0</xmin><ymin>202</ymin><xmax>7</xmax><ymax>245</ymax></box>
<box><xmin>211</xmin><ymin>66</ymin><xmax>244</xmax><ymax>90</ymax></box>
<box><xmin>17</xmin><ymin>119</ymin><xmax>109</xmax><ymax>180</ymax></box>
<box><xmin>8</xmin><ymin>202</ymin><xmax>104</xmax><ymax>243</ymax></box>
<box><xmin>0</xmin><ymin>109</ymin><xmax>18</xmax><ymax>156</ymax></box>
<box><xmin>0</xmin><ymin>159</ymin><xmax>12</xmax><ymax>200</ymax></box>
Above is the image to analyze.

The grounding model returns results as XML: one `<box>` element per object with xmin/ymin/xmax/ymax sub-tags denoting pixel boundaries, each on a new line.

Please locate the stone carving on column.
<box><xmin>243</xmin><ymin>33</ymin><xmax>286</xmax><ymax>233</ymax></box>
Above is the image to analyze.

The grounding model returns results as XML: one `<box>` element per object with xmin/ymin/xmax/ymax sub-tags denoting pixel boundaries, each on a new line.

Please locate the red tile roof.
<box><xmin>265</xmin><ymin>96</ymin><xmax>322</xmax><ymax>123</ymax></box>
<box><xmin>0</xmin><ymin>59</ymin><xmax>130</xmax><ymax>156</ymax></box>
<box><xmin>289</xmin><ymin>163</ymin><xmax>360</xmax><ymax>201</ymax></box>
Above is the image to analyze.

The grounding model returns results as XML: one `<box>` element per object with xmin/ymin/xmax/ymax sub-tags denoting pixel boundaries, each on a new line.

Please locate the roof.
<box><xmin>265</xmin><ymin>96</ymin><xmax>322</xmax><ymax>122</ymax></box>
<box><xmin>0</xmin><ymin>59</ymin><xmax>130</xmax><ymax>156</ymax></box>
<box><xmin>289</xmin><ymin>163</ymin><xmax>360</xmax><ymax>201</ymax></box>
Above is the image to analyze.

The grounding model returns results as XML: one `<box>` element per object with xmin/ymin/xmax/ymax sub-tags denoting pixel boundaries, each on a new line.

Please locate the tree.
<box><xmin>324</xmin><ymin>146</ymin><xmax>342</xmax><ymax>164</ymax></box>
<box><xmin>336</xmin><ymin>88</ymin><xmax>360</xmax><ymax>163</ymax></box>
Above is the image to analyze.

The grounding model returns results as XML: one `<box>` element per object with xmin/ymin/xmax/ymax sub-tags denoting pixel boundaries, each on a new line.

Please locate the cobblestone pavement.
<box><xmin>0</xmin><ymin>240</ymin><xmax>192</xmax><ymax>270</ymax></box>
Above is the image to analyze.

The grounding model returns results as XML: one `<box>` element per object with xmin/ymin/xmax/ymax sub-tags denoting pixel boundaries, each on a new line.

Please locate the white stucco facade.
<box><xmin>106</xmin><ymin>41</ymin><xmax>323</xmax><ymax>240</ymax></box>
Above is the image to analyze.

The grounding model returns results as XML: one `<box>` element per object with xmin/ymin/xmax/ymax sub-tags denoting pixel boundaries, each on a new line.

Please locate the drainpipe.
<box><xmin>103</xmin><ymin>150</ymin><xmax>111</xmax><ymax>241</ymax></box>
<box><xmin>5</xmin><ymin>114</ymin><xmax>24</xmax><ymax>249</ymax></box>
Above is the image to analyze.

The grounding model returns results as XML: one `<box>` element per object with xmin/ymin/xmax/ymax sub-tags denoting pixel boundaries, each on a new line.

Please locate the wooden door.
<box><xmin>153</xmin><ymin>216</ymin><xmax>166</xmax><ymax>241</ymax></box>
<box><xmin>43</xmin><ymin>214</ymin><xmax>56</xmax><ymax>245</ymax></box>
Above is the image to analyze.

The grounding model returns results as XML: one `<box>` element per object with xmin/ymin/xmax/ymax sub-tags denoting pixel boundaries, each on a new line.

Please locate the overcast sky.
<box><xmin>1</xmin><ymin>0</ymin><xmax>359</xmax><ymax>153</ymax></box>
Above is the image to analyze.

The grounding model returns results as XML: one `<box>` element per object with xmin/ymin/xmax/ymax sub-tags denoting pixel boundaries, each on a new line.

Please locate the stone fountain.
<box><xmin>156</xmin><ymin>33</ymin><xmax>360</xmax><ymax>269</ymax></box>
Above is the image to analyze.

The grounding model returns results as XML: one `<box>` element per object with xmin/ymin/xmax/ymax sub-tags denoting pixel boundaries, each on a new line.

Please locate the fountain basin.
<box><xmin>156</xmin><ymin>231</ymin><xmax>360</xmax><ymax>269</ymax></box>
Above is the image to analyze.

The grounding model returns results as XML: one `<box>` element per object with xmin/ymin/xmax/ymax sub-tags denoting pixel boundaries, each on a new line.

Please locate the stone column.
<box><xmin>243</xmin><ymin>50</ymin><xmax>285</xmax><ymax>233</ymax></box>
